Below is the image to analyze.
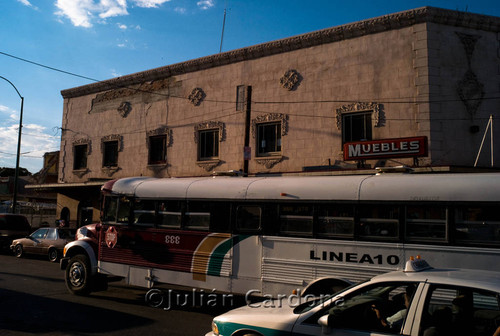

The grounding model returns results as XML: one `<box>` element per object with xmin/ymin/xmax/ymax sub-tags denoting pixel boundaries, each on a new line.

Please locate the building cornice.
<box><xmin>61</xmin><ymin>6</ymin><xmax>500</xmax><ymax>99</ymax></box>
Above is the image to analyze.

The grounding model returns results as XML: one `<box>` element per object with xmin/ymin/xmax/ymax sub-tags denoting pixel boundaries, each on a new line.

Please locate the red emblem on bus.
<box><xmin>105</xmin><ymin>226</ymin><xmax>118</xmax><ymax>248</ymax></box>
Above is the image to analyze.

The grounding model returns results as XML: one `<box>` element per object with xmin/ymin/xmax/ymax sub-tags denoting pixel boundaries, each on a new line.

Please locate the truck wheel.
<box><xmin>65</xmin><ymin>254</ymin><xmax>92</xmax><ymax>296</ymax></box>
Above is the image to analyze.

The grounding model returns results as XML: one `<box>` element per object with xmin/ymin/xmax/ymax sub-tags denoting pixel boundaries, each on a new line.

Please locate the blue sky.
<box><xmin>1</xmin><ymin>0</ymin><xmax>499</xmax><ymax>173</ymax></box>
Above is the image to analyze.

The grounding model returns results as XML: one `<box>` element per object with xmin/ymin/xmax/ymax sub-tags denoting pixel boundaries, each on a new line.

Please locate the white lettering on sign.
<box><xmin>348</xmin><ymin>141</ymin><xmax>420</xmax><ymax>157</ymax></box>
<box><xmin>345</xmin><ymin>137</ymin><xmax>427</xmax><ymax>161</ymax></box>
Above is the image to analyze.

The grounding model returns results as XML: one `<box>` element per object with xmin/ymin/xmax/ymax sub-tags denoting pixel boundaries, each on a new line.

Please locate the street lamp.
<box><xmin>0</xmin><ymin>76</ymin><xmax>24</xmax><ymax>214</ymax></box>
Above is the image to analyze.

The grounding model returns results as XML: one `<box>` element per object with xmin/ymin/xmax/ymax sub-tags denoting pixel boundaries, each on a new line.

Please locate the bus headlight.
<box><xmin>212</xmin><ymin>321</ymin><xmax>219</xmax><ymax>335</ymax></box>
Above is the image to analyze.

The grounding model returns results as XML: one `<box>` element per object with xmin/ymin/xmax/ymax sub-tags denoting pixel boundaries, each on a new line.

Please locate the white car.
<box><xmin>207</xmin><ymin>257</ymin><xmax>500</xmax><ymax>336</ymax></box>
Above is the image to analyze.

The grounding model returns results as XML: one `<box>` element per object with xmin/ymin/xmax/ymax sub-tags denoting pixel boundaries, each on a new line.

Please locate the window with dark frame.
<box><xmin>358</xmin><ymin>205</ymin><xmax>399</xmax><ymax>240</ymax></box>
<box><xmin>73</xmin><ymin>144</ymin><xmax>88</xmax><ymax>170</ymax></box>
<box><xmin>148</xmin><ymin>135</ymin><xmax>167</xmax><ymax>165</ymax></box>
<box><xmin>257</xmin><ymin>122</ymin><xmax>282</xmax><ymax>156</ymax></box>
<box><xmin>317</xmin><ymin>204</ymin><xmax>355</xmax><ymax>238</ymax></box>
<box><xmin>198</xmin><ymin>129</ymin><xmax>219</xmax><ymax>160</ymax></box>
<box><xmin>279</xmin><ymin>204</ymin><xmax>313</xmax><ymax>236</ymax></box>
<box><xmin>236</xmin><ymin>206</ymin><xmax>262</xmax><ymax>232</ymax></box>
<box><xmin>102</xmin><ymin>140</ymin><xmax>118</xmax><ymax>167</ymax></box>
<box><xmin>342</xmin><ymin>111</ymin><xmax>372</xmax><ymax>144</ymax></box>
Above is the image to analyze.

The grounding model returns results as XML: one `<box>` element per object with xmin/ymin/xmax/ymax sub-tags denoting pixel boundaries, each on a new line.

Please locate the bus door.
<box><xmin>231</xmin><ymin>204</ymin><xmax>263</xmax><ymax>293</ymax></box>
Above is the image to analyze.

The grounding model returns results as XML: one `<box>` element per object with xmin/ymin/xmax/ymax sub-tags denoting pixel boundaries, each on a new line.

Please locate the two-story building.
<box><xmin>37</xmin><ymin>6</ymin><xmax>500</xmax><ymax>228</ymax></box>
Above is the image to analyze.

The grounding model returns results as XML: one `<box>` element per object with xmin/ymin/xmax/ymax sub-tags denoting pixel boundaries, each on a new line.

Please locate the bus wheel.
<box><xmin>14</xmin><ymin>244</ymin><xmax>23</xmax><ymax>258</ymax></box>
<box><xmin>48</xmin><ymin>248</ymin><xmax>59</xmax><ymax>262</ymax></box>
<box><xmin>65</xmin><ymin>254</ymin><xmax>92</xmax><ymax>296</ymax></box>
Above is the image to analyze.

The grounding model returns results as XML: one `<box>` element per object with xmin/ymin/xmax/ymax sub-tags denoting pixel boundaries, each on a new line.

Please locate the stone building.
<box><xmin>51</xmin><ymin>6</ymin><xmax>500</xmax><ymax>227</ymax></box>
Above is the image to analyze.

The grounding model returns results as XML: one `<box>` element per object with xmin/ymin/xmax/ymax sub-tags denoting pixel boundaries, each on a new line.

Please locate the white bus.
<box><xmin>62</xmin><ymin>172</ymin><xmax>500</xmax><ymax>297</ymax></box>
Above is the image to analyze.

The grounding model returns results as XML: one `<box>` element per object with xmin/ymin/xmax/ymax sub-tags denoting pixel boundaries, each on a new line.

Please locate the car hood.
<box><xmin>11</xmin><ymin>238</ymin><xmax>29</xmax><ymax>245</ymax></box>
<box><xmin>214</xmin><ymin>301</ymin><xmax>299</xmax><ymax>335</ymax></box>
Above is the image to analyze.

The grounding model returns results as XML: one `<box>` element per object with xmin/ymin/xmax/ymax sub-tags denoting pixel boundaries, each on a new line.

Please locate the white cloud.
<box><xmin>133</xmin><ymin>0</ymin><xmax>171</xmax><ymax>8</ymax></box>
<box><xmin>197</xmin><ymin>0</ymin><xmax>214</xmax><ymax>10</ymax></box>
<box><xmin>55</xmin><ymin>0</ymin><xmax>173</xmax><ymax>28</ymax></box>
<box><xmin>0</xmin><ymin>103</ymin><xmax>59</xmax><ymax>172</ymax></box>
<box><xmin>116</xmin><ymin>23</ymin><xmax>141</xmax><ymax>30</ymax></box>
<box><xmin>174</xmin><ymin>7</ymin><xmax>186</xmax><ymax>14</ymax></box>
<box><xmin>16</xmin><ymin>0</ymin><xmax>39</xmax><ymax>10</ymax></box>
<box><xmin>55</xmin><ymin>0</ymin><xmax>128</xmax><ymax>28</ymax></box>
<box><xmin>0</xmin><ymin>122</ymin><xmax>59</xmax><ymax>173</ymax></box>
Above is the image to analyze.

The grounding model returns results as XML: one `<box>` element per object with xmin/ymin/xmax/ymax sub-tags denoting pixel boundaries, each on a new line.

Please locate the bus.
<box><xmin>61</xmin><ymin>171</ymin><xmax>500</xmax><ymax>298</ymax></box>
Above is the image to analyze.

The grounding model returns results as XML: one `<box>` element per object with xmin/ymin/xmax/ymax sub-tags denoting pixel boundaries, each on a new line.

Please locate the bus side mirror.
<box><xmin>318</xmin><ymin>315</ymin><xmax>331</xmax><ymax>335</ymax></box>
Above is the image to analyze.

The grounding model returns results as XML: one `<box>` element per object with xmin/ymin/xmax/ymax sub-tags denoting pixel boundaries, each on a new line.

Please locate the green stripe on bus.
<box><xmin>207</xmin><ymin>235</ymin><xmax>250</xmax><ymax>276</ymax></box>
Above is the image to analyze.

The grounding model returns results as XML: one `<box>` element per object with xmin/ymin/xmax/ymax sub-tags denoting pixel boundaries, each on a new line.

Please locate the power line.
<box><xmin>0</xmin><ymin>51</ymin><xmax>100</xmax><ymax>83</ymax></box>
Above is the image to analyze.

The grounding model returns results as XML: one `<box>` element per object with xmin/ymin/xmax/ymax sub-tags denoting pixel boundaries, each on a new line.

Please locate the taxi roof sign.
<box><xmin>404</xmin><ymin>256</ymin><xmax>433</xmax><ymax>272</ymax></box>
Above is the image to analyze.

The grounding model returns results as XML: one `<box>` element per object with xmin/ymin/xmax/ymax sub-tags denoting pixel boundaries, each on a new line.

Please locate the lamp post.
<box><xmin>0</xmin><ymin>76</ymin><xmax>24</xmax><ymax>214</ymax></box>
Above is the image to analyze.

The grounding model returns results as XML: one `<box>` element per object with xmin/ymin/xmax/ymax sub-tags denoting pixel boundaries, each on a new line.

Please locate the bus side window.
<box><xmin>158</xmin><ymin>200</ymin><xmax>182</xmax><ymax>229</ymax></box>
<box><xmin>317</xmin><ymin>204</ymin><xmax>354</xmax><ymax>238</ymax></box>
<box><xmin>134</xmin><ymin>200</ymin><xmax>156</xmax><ymax>227</ymax></box>
<box><xmin>185</xmin><ymin>201</ymin><xmax>210</xmax><ymax>231</ymax></box>
<box><xmin>236</xmin><ymin>206</ymin><xmax>262</xmax><ymax>232</ymax></box>
<box><xmin>210</xmin><ymin>202</ymin><xmax>231</xmax><ymax>233</ymax></box>
<box><xmin>405</xmin><ymin>205</ymin><xmax>447</xmax><ymax>242</ymax></box>
<box><xmin>279</xmin><ymin>204</ymin><xmax>313</xmax><ymax>237</ymax></box>
<box><xmin>358</xmin><ymin>205</ymin><xmax>399</xmax><ymax>240</ymax></box>
<box><xmin>455</xmin><ymin>206</ymin><xmax>500</xmax><ymax>246</ymax></box>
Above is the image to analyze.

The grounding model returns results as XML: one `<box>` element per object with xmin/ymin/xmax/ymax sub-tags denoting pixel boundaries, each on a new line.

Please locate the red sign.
<box><xmin>105</xmin><ymin>226</ymin><xmax>118</xmax><ymax>248</ymax></box>
<box><xmin>344</xmin><ymin>136</ymin><xmax>428</xmax><ymax>161</ymax></box>
<box><xmin>244</xmin><ymin>146</ymin><xmax>251</xmax><ymax>160</ymax></box>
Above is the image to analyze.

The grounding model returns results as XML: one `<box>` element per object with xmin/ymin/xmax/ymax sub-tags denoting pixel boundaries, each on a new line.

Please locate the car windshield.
<box><xmin>293</xmin><ymin>280</ymin><xmax>368</xmax><ymax>314</ymax></box>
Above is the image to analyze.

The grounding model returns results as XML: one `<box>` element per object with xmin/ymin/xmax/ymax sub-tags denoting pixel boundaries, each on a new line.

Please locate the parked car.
<box><xmin>0</xmin><ymin>213</ymin><xmax>31</xmax><ymax>251</ymax></box>
<box><xmin>207</xmin><ymin>257</ymin><xmax>500</xmax><ymax>336</ymax></box>
<box><xmin>11</xmin><ymin>227</ymin><xmax>75</xmax><ymax>262</ymax></box>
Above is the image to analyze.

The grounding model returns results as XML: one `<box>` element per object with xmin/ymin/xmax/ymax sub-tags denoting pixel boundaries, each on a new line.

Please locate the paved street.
<box><xmin>0</xmin><ymin>252</ymin><xmax>236</xmax><ymax>336</ymax></box>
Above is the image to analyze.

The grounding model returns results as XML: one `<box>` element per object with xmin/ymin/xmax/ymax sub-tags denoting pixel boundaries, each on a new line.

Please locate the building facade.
<box><xmin>52</xmin><ymin>7</ymin><xmax>500</xmax><ymax>227</ymax></box>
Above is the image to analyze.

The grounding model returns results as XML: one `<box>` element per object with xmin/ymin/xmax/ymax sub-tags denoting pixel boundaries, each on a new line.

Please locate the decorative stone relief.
<box><xmin>101</xmin><ymin>166</ymin><xmax>120</xmax><ymax>177</ymax></box>
<box><xmin>146</xmin><ymin>126</ymin><xmax>172</xmax><ymax>147</ymax></box>
<box><xmin>196</xmin><ymin>160</ymin><xmax>222</xmax><ymax>172</ymax></box>
<box><xmin>147</xmin><ymin>164</ymin><xmax>169</xmax><ymax>175</ymax></box>
<box><xmin>88</xmin><ymin>78</ymin><xmax>182</xmax><ymax>114</ymax></box>
<box><xmin>456</xmin><ymin>32</ymin><xmax>484</xmax><ymax>118</ymax></box>
<box><xmin>255</xmin><ymin>157</ymin><xmax>283</xmax><ymax>169</ymax></box>
<box><xmin>92</xmin><ymin>78</ymin><xmax>173</xmax><ymax>104</ymax></box>
<box><xmin>117</xmin><ymin>102</ymin><xmax>132</xmax><ymax>117</ymax></box>
<box><xmin>194</xmin><ymin>121</ymin><xmax>225</xmax><ymax>143</ymax></box>
<box><xmin>72</xmin><ymin>169</ymin><xmax>89</xmax><ymax>178</ymax></box>
<box><xmin>72</xmin><ymin>138</ymin><xmax>92</xmax><ymax>155</ymax></box>
<box><xmin>251</xmin><ymin>113</ymin><xmax>288</xmax><ymax>139</ymax></box>
<box><xmin>336</xmin><ymin>102</ymin><xmax>383</xmax><ymax>130</ymax></box>
<box><xmin>188</xmin><ymin>87</ymin><xmax>206</xmax><ymax>106</ymax></box>
<box><xmin>100</xmin><ymin>134</ymin><xmax>123</xmax><ymax>152</ymax></box>
<box><xmin>280</xmin><ymin>69</ymin><xmax>302</xmax><ymax>91</ymax></box>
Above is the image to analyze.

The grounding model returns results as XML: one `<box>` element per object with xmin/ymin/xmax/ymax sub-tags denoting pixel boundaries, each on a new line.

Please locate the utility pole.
<box><xmin>243</xmin><ymin>86</ymin><xmax>252</xmax><ymax>176</ymax></box>
<box><xmin>0</xmin><ymin>76</ymin><xmax>24</xmax><ymax>214</ymax></box>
